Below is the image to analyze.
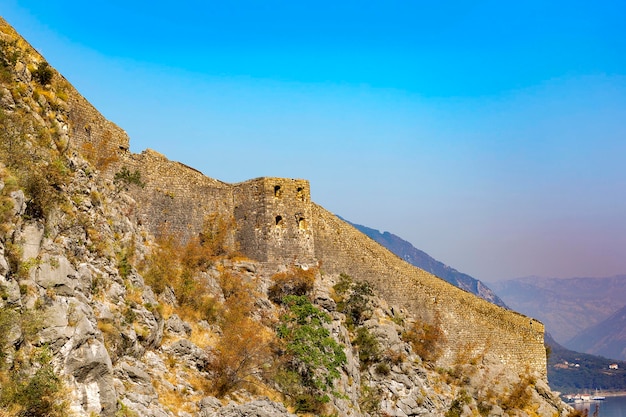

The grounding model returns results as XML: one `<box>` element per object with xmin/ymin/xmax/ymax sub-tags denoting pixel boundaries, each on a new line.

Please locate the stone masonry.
<box><xmin>117</xmin><ymin>148</ymin><xmax>546</xmax><ymax>379</ymax></box>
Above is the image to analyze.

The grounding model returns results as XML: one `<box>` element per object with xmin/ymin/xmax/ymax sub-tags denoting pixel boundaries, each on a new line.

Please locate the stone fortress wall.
<box><xmin>118</xmin><ymin>147</ymin><xmax>546</xmax><ymax>378</ymax></box>
<box><xmin>124</xmin><ymin>149</ymin><xmax>233</xmax><ymax>243</ymax></box>
<box><xmin>121</xmin><ymin>152</ymin><xmax>316</xmax><ymax>267</ymax></box>
<box><xmin>311</xmin><ymin>204</ymin><xmax>547</xmax><ymax>377</ymax></box>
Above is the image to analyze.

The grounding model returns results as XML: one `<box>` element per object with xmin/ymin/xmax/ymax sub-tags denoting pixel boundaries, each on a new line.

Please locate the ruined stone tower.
<box><xmin>234</xmin><ymin>177</ymin><xmax>315</xmax><ymax>266</ymax></box>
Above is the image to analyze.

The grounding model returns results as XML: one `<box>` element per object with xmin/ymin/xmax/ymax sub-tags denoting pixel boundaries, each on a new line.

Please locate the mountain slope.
<box><xmin>0</xmin><ymin>16</ymin><xmax>570</xmax><ymax>417</ymax></box>
<box><xmin>545</xmin><ymin>333</ymin><xmax>626</xmax><ymax>393</ymax></box>
<box><xmin>490</xmin><ymin>275</ymin><xmax>626</xmax><ymax>345</ymax></box>
<box><xmin>567</xmin><ymin>304</ymin><xmax>626</xmax><ymax>361</ymax></box>
<box><xmin>343</xmin><ymin>218</ymin><xmax>508</xmax><ymax>308</ymax></box>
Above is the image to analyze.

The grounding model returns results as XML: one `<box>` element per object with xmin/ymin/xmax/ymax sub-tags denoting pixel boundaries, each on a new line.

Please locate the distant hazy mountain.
<box><xmin>490</xmin><ymin>275</ymin><xmax>626</xmax><ymax>358</ymax></box>
<box><xmin>342</xmin><ymin>218</ymin><xmax>508</xmax><ymax>308</ymax></box>
<box><xmin>567</xmin><ymin>304</ymin><xmax>626</xmax><ymax>361</ymax></box>
<box><xmin>545</xmin><ymin>332</ymin><xmax>626</xmax><ymax>393</ymax></box>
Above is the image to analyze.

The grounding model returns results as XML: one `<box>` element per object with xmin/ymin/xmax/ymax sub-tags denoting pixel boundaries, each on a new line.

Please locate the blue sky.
<box><xmin>3</xmin><ymin>0</ymin><xmax>626</xmax><ymax>281</ymax></box>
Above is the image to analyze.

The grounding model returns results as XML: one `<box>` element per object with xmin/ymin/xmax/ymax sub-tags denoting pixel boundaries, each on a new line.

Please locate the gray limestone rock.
<box><xmin>0</xmin><ymin>87</ymin><xmax>15</xmax><ymax>108</ymax></box>
<box><xmin>233</xmin><ymin>260</ymin><xmax>256</xmax><ymax>274</ymax></box>
<box><xmin>10</xmin><ymin>190</ymin><xmax>26</xmax><ymax>216</ymax></box>
<box><xmin>314</xmin><ymin>294</ymin><xmax>337</xmax><ymax>312</ymax></box>
<box><xmin>76</xmin><ymin>263</ymin><xmax>94</xmax><ymax>296</ymax></box>
<box><xmin>0</xmin><ymin>242</ymin><xmax>9</xmax><ymax>277</ymax></box>
<box><xmin>164</xmin><ymin>339</ymin><xmax>210</xmax><ymax>370</ymax></box>
<box><xmin>65</xmin><ymin>335</ymin><xmax>117</xmax><ymax>416</ymax></box>
<box><xmin>132</xmin><ymin>304</ymin><xmax>163</xmax><ymax>348</ymax></box>
<box><xmin>165</xmin><ymin>314</ymin><xmax>192</xmax><ymax>337</ymax></box>
<box><xmin>34</xmin><ymin>255</ymin><xmax>77</xmax><ymax>295</ymax></box>
<box><xmin>0</xmin><ymin>275</ymin><xmax>20</xmax><ymax>306</ymax></box>
<box><xmin>198</xmin><ymin>398</ymin><xmax>297</xmax><ymax>417</ymax></box>
<box><xmin>14</xmin><ymin>61</ymin><xmax>32</xmax><ymax>84</ymax></box>
<box><xmin>115</xmin><ymin>361</ymin><xmax>153</xmax><ymax>390</ymax></box>
<box><xmin>20</xmin><ymin>222</ymin><xmax>44</xmax><ymax>260</ymax></box>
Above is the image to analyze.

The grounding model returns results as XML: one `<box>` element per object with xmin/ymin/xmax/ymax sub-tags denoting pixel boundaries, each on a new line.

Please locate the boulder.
<box><xmin>165</xmin><ymin>314</ymin><xmax>192</xmax><ymax>337</ymax></box>
<box><xmin>198</xmin><ymin>398</ymin><xmax>298</xmax><ymax>417</ymax></box>
<box><xmin>34</xmin><ymin>255</ymin><xmax>77</xmax><ymax>295</ymax></box>
<box><xmin>164</xmin><ymin>339</ymin><xmax>210</xmax><ymax>370</ymax></box>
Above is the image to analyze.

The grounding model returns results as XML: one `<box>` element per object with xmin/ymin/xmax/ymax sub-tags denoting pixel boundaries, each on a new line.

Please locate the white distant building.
<box><xmin>609</xmin><ymin>363</ymin><xmax>618</xmax><ymax>370</ymax></box>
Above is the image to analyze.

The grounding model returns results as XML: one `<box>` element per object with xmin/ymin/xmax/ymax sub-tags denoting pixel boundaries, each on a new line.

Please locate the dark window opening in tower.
<box><xmin>274</xmin><ymin>185</ymin><xmax>282</xmax><ymax>197</ymax></box>
<box><xmin>297</xmin><ymin>216</ymin><xmax>307</xmax><ymax>230</ymax></box>
<box><xmin>296</xmin><ymin>186</ymin><xmax>305</xmax><ymax>201</ymax></box>
<box><xmin>275</xmin><ymin>215</ymin><xmax>283</xmax><ymax>226</ymax></box>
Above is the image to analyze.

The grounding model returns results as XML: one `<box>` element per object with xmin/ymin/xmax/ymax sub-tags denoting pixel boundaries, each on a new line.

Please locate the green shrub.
<box><xmin>0</xmin><ymin>307</ymin><xmax>17</xmax><ymax>366</ymax></box>
<box><xmin>0</xmin><ymin>348</ymin><xmax>68</xmax><ymax>417</ymax></box>
<box><xmin>333</xmin><ymin>274</ymin><xmax>373</xmax><ymax>328</ymax></box>
<box><xmin>353</xmin><ymin>327</ymin><xmax>380</xmax><ymax>367</ymax></box>
<box><xmin>32</xmin><ymin>61</ymin><xmax>53</xmax><ymax>85</ymax></box>
<box><xmin>275</xmin><ymin>295</ymin><xmax>346</xmax><ymax>412</ymax></box>
<box><xmin>114</xmin><ymin>167</ymin><xmax>145</xmax><ymax>192</ymax></box>
<box><xmin>445</xmin><ymin>390</ymin><xmax>471</xmax><ymax>417</ymax></box>
<box><xmin>0</xmin><ymin>39</ymin><xmax>19</xmax><ymax>83</ymax></box>
<box><xmin>332</xmin><ymin>273</ymin><xmax>353</xmax><ymax>296</ymax></box>
<box><xmin>359</xmin><ymin>382</ymin><xmax>383</xmax><ymax>415</ymax></box>
<box><xmin>374</xmin><ymin>362</ymin><xmax>390</xmax><ymax>376</ymax></box>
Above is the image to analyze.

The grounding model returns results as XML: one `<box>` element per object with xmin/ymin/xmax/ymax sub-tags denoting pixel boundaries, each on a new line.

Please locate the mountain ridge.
<box><xmin>490</xmin><ymin>275</ymin><xmax>626</xmax><ymax>361</ymax></box>
<box><xmin>567</xmin><ymin>303</ymin><xmax>626</xmax><ymax>361</ymax></box>
<box><xmin>342</xmin><ymin>217</ymin><xmax>508</xmax><ymax>308</ymax></box>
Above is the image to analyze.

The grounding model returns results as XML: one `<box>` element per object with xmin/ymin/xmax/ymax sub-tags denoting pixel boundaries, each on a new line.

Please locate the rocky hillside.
<box><xmin>0</xmin><ymin>16</ymin><xmax>571</xmax><ymax>417</ymax></box>
<box><xmin>343</xmin><ymin>219</ymin><xmax>507</xmax><ymax>308</ymax></box>
<box><xmin>490</xmin><ymin>276</ymin><xmax>626</xmax><ymax>350</ymax></box>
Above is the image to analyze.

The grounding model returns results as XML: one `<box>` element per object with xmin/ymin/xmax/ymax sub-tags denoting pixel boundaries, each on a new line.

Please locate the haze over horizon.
<box><xmin>3</xmin><ymin>1</ymin><xmax>625</xmax><ymax>282</ymax></box>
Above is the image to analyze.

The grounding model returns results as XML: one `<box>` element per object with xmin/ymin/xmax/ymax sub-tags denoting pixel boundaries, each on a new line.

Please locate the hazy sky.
<box><xmin>3</xmin><ymin>1</ymin><xmax>626</xmax><ymax>281</ymax></box>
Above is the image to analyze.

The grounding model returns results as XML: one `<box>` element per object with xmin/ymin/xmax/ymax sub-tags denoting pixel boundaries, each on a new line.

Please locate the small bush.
<box><xmin>334</xmin><ymin>274</ymin><xmax>373</xmax><ymax>327</ymax></box>
<box><xmin>209</xmin><ymin>314</ymin><xmax>273</xmax><ymax>397</ymax></box>
<box><xmin>0</xmin><ymin>307</ymin><xmax>17</xmax><ymax>366</ymax></box>
<box><xmin>500</xmin><ymin>373</ymin><xmax>536</xmax><ymax>411</ymax></box>
<box><xmin>114</xmin><ymin>167</ymin><xmax>145</xmax><ymax>192</ymax></box>
<box><xmin>359</xmin><ymin>383</ymin><xmax>383</xmax><ymax>416</ymax></box>
<box><xmin>0</xmin><ymin>348</ymin><xmax>68</xmax><ymax>417</ymax></box>
<box><xmin>199</xmin><ymin>213</ymin><xmax>236</xmax><ymax>257</ymax></box>
<box><xmin>332</xmin><ymin>273</ymin><xmax>353</xmax><ymax>296</ymax></box>
<box><xmin>268</xmin><ymin>266</ymin><xmax>316</xmax><ymax>304</ymax></box>
<box><xmin>32</xmin><ymin>61</ymin><xmax>53</xmax><ymax>85</ymax></box>
<box><xmin>401</xmin><ymin>316</ymin><xmax>445</xmax><ymax>362</ymax></box>
<box><xmin>353</xmin><ymin>327</ymin><xmax>381</xmax><ymax>367</ymax></box>
<box><xmin>208</xmin><ymin>270</ymin><xmax>271</xmax><ymax>397</ymax></box>
<box><xmin>81</xmin><ymin>142</ymin><xmax>119</xmax><ymax>171</ymax></box>
<box><xmin>374</xmin><ymin>362</ymin><xmax>390</xmax><ymax>376</ymax></box>
<box><xmin>140</xmin><ymin>226</ymin><xmax>226</xmax><ymax>323</ymax></box>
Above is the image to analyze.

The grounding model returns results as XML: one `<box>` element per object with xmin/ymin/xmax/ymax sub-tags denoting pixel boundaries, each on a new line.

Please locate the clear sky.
<box><xmin>3</xmin><ymin>0</ymin><xmax>626</xmax><ymax>281</ymax></box>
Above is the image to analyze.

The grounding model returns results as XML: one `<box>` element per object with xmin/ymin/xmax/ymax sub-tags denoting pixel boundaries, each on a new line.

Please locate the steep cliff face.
<box><xmin>0</xmin><ymin>16</ymin><xmax>570</xmax><ymax>417</ymax></box>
